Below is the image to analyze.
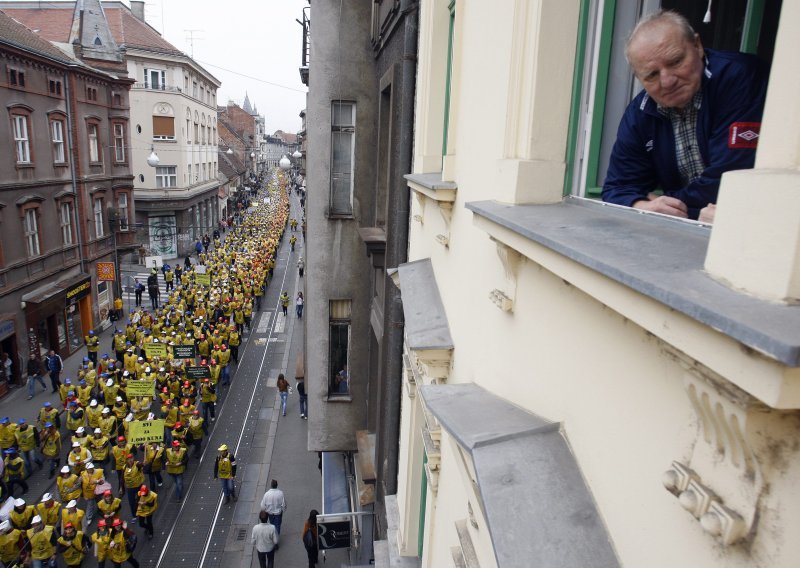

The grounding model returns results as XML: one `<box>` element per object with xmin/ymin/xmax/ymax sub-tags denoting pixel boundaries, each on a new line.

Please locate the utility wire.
<box><xmin>192</xmin><ymin>58</ymin><xmax>307</xmax><ymax>93</ymax></box>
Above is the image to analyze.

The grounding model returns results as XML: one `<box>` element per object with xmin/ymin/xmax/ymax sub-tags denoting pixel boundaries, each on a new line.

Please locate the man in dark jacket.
<box><xmin>46</xmin><ymin>350</ymin><xmax>63</xmax><ymax>393</ymax></box>
<box><xmin>26</xmin><ymin>354</ymin><xmax>47</xmax><ymax>400</ymax></box>
<box><xmin>602</xmin><ymin>10</ymin><xmax>768</xmax><ymax>222</ymax></box>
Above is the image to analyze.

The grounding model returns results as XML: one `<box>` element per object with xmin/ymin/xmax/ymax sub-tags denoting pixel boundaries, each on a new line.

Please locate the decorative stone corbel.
<box><xmin>661</xmin><ymin>348</ymin><xmax>776</xmax><ymax>546</ymax></box>
<box><xmin>413</xmin><ymin>192</ymin><xmax>426</xmax><ymax>224</ymax></box>
<box><xmin>489</xmin><ymin>238</ymin><xmax>522</xmax><ymax>312</ymax></box>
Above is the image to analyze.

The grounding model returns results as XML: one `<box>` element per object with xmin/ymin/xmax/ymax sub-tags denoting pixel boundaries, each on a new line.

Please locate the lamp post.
<box><xmin>279</xmin><ymin>154</ymin><xmax>291</xmax><ymax>171</ymax></box>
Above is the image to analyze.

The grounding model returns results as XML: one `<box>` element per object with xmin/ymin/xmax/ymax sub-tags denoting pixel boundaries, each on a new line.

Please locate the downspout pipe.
<box><xmin>64</xmin><ymin>68</ymin><xmax>86</xmax><ymax>275</ymax></box>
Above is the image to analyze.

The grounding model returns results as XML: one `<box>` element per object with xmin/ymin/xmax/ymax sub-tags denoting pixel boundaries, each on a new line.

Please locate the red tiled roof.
<box><xmin>2</xmin><ymin>3</ymin><xmax>183</xmax><ymax>55</ymax></box>
<box><xmin>0</xmin><ymin>9</ymin><xmax>72</xmax><ymax>63</ymax></box>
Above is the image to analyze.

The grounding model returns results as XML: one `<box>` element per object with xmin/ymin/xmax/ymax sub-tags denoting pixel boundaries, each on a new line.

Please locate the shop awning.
<box><xmin>22</xmin><ymin>273</ymin><xmax>91</xmax><ymax>305</ymax></box>
<box><xmin>321</xmin><ymin>452</ymin><xmax>350</xmax><ymax>515</ymax></box>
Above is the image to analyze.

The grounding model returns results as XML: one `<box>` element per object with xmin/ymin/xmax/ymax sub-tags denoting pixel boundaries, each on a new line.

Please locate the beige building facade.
<box><xmin>387</xmin><ymin>2</ymin><xmax>800</xmax><ymax>568</ymax></box>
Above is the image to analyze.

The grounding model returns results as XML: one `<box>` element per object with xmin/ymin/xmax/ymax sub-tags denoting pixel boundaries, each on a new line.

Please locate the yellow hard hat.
<box><xmin>218</xmin><ymin>444</ymin><xmax>228</xmax><ymax>451</ymax></box>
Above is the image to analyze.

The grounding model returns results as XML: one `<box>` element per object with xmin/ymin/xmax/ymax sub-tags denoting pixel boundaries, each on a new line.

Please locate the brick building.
<box><xmin>0</xmin><ymin>2</ymin><xmax>134</xmax><ymax>387</ymax></box>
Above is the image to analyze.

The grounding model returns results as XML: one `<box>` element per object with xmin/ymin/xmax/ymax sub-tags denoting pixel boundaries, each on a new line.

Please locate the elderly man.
<box><xmin>602</xmin><ymin>10</ymin><xmax>768</xmax><ymax>222</ymax></box>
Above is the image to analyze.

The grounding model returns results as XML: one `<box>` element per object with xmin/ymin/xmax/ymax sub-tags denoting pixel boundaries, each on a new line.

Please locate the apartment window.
<box><xmin>12</xmin><ymin>114</ymin><xmax>31</xmax><ymax>163</ymax></box>
<box><xmin>51</xmin><ymin>119</ymin><xmax>66</xmax><ymax>163</ymax></box>
<box><xmin>184</xmin><ymin>76</ymin><xmax>189</xmax><ymax>92</ymax></box>
<box><xmin>93</xmin><ymin>198</ymin><xmax>104</xmax><ymax>238</ymax></box>
<box><xmin>48</xmin><ymin>79</ymin><xmax>62</xmax><ymax>96</ymax></box>
<box><xmin>443</xmin><ymin>0</ymin><xmax>456</xmax><ymax>156</ymax></box>
<box><xmin>187</xmin><ymin>164</ymin><xmax>192</xmax><ymax>184</ymax></box>
<box><xmin>194</xmin><ymin>163</ymin><xmax>199</xmax><ymax>182</ymax></box>
<box><xmin>329</xmin><ymin>299</ymin><xmax>352</xmax><ymax>396</ymax></box>
<box><xmin>202</xmin><ymin>163</ymin><xmax>207</xmax><ymax>181</ymax></box>
<box><xmin>145</xmin><ymin>68</ymin><xmax>166</xmax><ymax>90</ymax></box>
<box><xmin>192</xmin><ymin>81</ymin><xmax>198</xmax><ymax>98</ymax></box>
<box><xmin>330</xmin><ymin>101</ymin><xmax>355</xmax><ymax>216</ymax></box>
<box><xmin>87</xmin><ymin>87</ymin><xmax>98</xmax><ymax>101</ymax></box>
<box><xmin>194</xmin><ymin>123</ymin><xmax>199</xmax><ymax>144</ymax></box>
<box><xmin>113</xmin><ymin>123</ymin><xmax>126</xmax><ymax>162</ymax></box>
<box><xmin>113</xmin><ymin>93</ymin><xmax>122</xmax><ymax>107</ymax></box>
<box><xmin>8</xmin><ymin>68</ymin><xmax>25</xmax><ymax>87</ymax></box>
<box><xmin>118</xmin><ymin>193</ymin><xmax>129</xmax><ymax>231</ymax></box>
<box><xmin>155</xmin><ymin>166</ymin><xmax>178</xmax><ymax>188</ymax></box>
<box><xmin>88</xmin><ymin>123</ymin><xmax>100</xmax><ymax>162</ymax></box>
<box><xmin>564</xmin><ymin>0</ymin><xmax>781</xmax><ymax>197</ymax></box>
<box><xmin>24</xmin><ymin>207</ymin><xmax>40</xmax><ymax>257</ymax></box>
<box><xmin>59</xmin><ymin>201</ymin><xmax>74</xmax><ymax>245</ymax></box>
<box><xmin>152</xmin><ymin>116</ymin><xmax>175</xmax><ymax>140</ymax></box>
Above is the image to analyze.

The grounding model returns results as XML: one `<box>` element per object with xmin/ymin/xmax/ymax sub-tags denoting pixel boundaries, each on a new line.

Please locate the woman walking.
<box><xmin>302</xmin><ymin>509</ymin><xmax>319</xmax><ymax>567</ymax></box>
<box><xmin>295</xmin><ymin>292</ymin><xmax>304</xmax><ymax>319</ymax></box>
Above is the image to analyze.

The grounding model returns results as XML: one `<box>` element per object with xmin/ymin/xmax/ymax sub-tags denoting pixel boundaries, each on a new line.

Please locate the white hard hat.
<box><xmin>31</xmin><ymin>515</ymin><xmax>42</xmax><ymax>524</ymax></box>
<box><xmin>14</xmin><ymin>498</ymin><xmax>24</xmax><ymax>507</ymax></box>
<box><xmin>67</xmin><ymin>500</ymin><xmax>77</xmax><ymax>508</ymax></box>
<box><xmin>61</xmin><ymin>465</ymin><xmax>70</xmax><ymax>473</ymax></box>
<box><xmin>90</xmin><ymin>400</ymin><xmax>98</xmax><ymax>407</ymax></box>
<box><xmin>41</xmin><ymin>493</ymin><xmax>52</xmax><ymax>502</ymax></box>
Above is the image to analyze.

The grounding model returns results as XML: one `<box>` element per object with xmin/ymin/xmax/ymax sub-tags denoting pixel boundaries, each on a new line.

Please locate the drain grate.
<box><xmin>236</xmin><ymin>529</ymin><xmax>247</xmax><ymax>541</ymax></box>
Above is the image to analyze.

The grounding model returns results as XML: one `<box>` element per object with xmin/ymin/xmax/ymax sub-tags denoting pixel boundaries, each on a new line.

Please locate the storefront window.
<box><xmin>66</xmin><ymin>304</ymin><xmax>82</xmax><ymax>352</ymax></box>
<box><xmin>36</xmin><ymin>319</ymin><xmax>51</xmax><ymax>357</ymax></box>
<box><xmin>57</xmin><ymin>312</ymin><xmax>67</xmax><ymax>351</ymax></box>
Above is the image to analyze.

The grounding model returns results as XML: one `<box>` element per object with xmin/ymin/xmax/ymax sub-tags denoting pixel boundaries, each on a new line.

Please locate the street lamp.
<box><xmin>226</xmin><ymin>147</ymin><xmax>233</xmax><ymax>155</ymax></box>
<box><xmin>279</xmin><ymin>155</ymin><xmax>291</xmax><ymax>170</ymax></box>
<box><xmin>292</xmin><ymin>150</ymin><xmax>302</xmax><ymax>159</ymax></box>
<box><xmin>146</xmin><ymin>145</ymin><xmax>160</xmax><ymax>167</ymax></box>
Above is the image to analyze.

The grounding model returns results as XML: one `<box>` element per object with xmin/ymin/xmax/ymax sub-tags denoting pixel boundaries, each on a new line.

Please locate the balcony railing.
<box><xmin>132</xmin><ymin>83</ymin><xmax>183</xmax><ymax>93</ymax></box>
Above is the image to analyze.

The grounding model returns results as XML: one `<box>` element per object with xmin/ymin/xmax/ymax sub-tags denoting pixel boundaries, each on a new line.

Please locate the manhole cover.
<box><xmin>237</xmin><ymin>529</ymin><xmax>247</xmax><ymax>541</ymax></box>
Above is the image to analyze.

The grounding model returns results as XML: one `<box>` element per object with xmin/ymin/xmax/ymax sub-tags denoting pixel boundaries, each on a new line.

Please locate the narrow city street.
<box><xmin>0</xmin><ymin>188</ymin><xmax>340</xmax><ymax>567</ymax></box>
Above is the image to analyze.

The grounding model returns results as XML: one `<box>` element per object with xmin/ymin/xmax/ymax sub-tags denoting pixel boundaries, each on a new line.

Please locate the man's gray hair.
<box><xmin>625</xmin><ymin>10</ymin><xmax>696</xmax><ymax>62</ymax></box>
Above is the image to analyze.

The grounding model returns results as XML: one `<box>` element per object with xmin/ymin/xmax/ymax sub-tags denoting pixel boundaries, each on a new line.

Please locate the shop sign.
<box><xmin>0</xmin><ymin>319</ymin><xmax>15</xmax><ymax>342</ymax></box>
<box><xmin>173</xmin><ymin>344</ymin><xmax>196</xmax><ymax>359</ymax></box>
<box><xmin>97</xmin><ymin>262</ymin><xmax>116</xmax><ymax>281</ymax></box>
<box><xmin>126</xmin><ymin>379</ymin><xmax>156</xmax><ymax>398</ymax></box>
<box><xmin>127</xmin><ymin>420</ymin><xmax>165</xmax><ymax>445</ymax></box>
<box><xmin>65</xmin><ymin>279</ymin><xmax>91</xmax><ymax>304</ymax></box>
<box><xmin>318</xmin><ymin>519</ymin><xmax>351</xmax><ymax>550</ymax></box>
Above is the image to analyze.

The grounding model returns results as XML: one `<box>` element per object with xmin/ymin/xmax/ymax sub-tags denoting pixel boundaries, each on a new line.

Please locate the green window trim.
<box><xmin>418</xmin><ymin>451</ymin><xmax>428</xmax><ymax>557</ymax></box>
<box><xmin>442</xmin><ymin>0</ymin><xmax>456</xmax><ymax>158</ymax></box>
<box><xmin>563</xmin><ymin>0</ymin><xmax>593</xmax><ymax>196</ymax></box>
<box><xmin>741</xmin><ymin>0</ymin><xmax>765</xmax><ymax>54</ymax></box>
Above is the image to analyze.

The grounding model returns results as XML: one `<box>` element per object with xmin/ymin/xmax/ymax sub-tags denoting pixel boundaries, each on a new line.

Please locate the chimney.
<box><xmin>130</xmin><ymin>1</ymin><xmax>145</xmax><ymax>22</ymax></box>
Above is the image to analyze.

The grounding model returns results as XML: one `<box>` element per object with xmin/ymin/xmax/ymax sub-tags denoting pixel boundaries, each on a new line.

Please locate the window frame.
<box><xmin>87</xmin><ymin>120</ymin><xmax>101</xmax><ymax>163</ymax></box>
<box><xmin>59</xmin><ymin>200</ymin><xmax>75</xmax><ymax>246</ymax></box>
<box><xmin>48</xmin><ymin>78</ymin><xmax>63</xmax><ymax>97</ymax></box>
<box><xmin>113</xmin><ymin>122</ymin><xmax>126</xmax><ymax>163</ymax></box>
<box><xmin>93</xmin><ymin>196</ymin><xmax>105</xmax><ymax>238</ymax></box>
<box><xmin>11</xmin><ymin>111</ymin><xmax>32</xmax><ymax>165</ymax></box>
<box><xmin>50</xmin><ymin>117</ymin><xmax>66</xmax><ymax>164</ymax></box>
<box><xmin>328</xmin><ymin>299</ymin><xmax>352</xmax><ymax>397</ymax></box>
<box><xmin>155</xmin><ymin>166</ymin><xmax>178</xmax><ymax>189</ymax></box>
<box><xmin>117</xmin><ymin>192</ymin><xmax>130</xmax><ymax>231</ymax></box>
<box><xmin>329</xmin><ymin>101</ymin><xmax>356</xmax><ymax>217</ymax></box>
<box><xmin>144</xmin><ymin>68</ymin><xmax>166</xmax><ymax>90</ymax></box>
<box><xmin>152</xmin><ymin>116</ymin><xmax>175</xmax><ymax>141</ymax></box>
<box><xmin>8</xmin><ymin>66</ymin><xmax>26</xmax><ymax>89</ymax></box>
<box><xmin>22</xmin><ymin>205</ymin><xmax>41</xmax><ymax>257</ymax></box>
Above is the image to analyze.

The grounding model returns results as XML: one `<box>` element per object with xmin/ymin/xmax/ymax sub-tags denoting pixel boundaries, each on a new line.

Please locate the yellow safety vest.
<box><xmin>98</xmin><ymin>497</ymin><xmax>121</xmax><ymax>519</ymax></box>
<box><xmin>14</xmin><ymin>427</ymin><xmax>36</xmax><ymax>451</ymax></box>
<box><xmin>58</xmin><ymin>530</ymin><xmax>86</xmax><ymax>565</ymax></box>
<box><xmin>108</xmin><ymin>531</ymin><xmax>130</xmax><ymax>563</ymax></box>
<box><xmin>92</xmin><ymin>530</ymin><xmax>110</xmax><ymax>561</ymax></box>
<box><xmin>26</xmin><ymin>526</ymin><xmax>55</xmax><ymax>560</ymax></box>
<box><xmin>57</xmin><ymin>474</ymin><xmax>82</xmax><ymax>502</ymax></box>
<box><xmin>217</xmin><ymin>456</ymin><xmax>234</xmax><ymax>479</ymax></box>
<box><xmin>9</xmin><ymin>506</ymin><xmax>34</xmax><ymax>530</ymax></box>
<box><xmin>165</xmin><ymin>447</ymin><xmax>186</xmax><ymax>474</ymax></box>
<box><xmin>35</xmin><ymin>502</ymin><xmax>62</xmax><ymax>527</ymax></box>
<box><xmin>136</xmin><ymin>491</ymin><xmax>158</xmax><ymax>517</ymax></box>
<box><xmin>61</xmin><ymin>509</ymin><xmax>84</xmax><ymax>531</ymax></box>
<box><xmin>123</xmin><ymin>463</ymin><xmax>144</xmax><ymax>488</ymax></box>
<box><xmin>0</xmin><ymin>528</ymin><xmax>22</xmax><ymax>562</ymax></box>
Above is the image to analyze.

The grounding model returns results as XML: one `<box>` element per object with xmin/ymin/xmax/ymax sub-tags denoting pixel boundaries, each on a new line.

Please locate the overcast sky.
<box><xmin>137</xmin><ymin>0</ymin><xmax>308</xmax><ymax>134</ymax></box>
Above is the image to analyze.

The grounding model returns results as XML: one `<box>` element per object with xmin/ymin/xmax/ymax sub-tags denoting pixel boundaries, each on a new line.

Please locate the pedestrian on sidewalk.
<box><xmin>134</xmin><ymin>279</ymin><xmax>144</xmax><ymax>307</ymax></box>
<box><xmin>46</xmin><ymin>349</ymin><xmax>63</xmax><ymax>393</ymax></box>
<box><xmin>213</xmin><ymin>444</ymin><xmax>237</xmax><ymax>503</ymax></box>
<box><xmin>26</xmin><ymin>353</ymin><xmax>47</xmax><ymax>400</ymax></box>
<box><xmin>297</xmin><ymin>379</ymin><xmax>308</xmax><ymax>419</ymax></box>
<box><xmin>277</xmin><ymin>374</ymin><xmax>289</xmax><ymax>417</ymax></box>
<box><xmin>165</xmin><ymin>441</ymin><xmax>187</xmax><ymax>501</ymax></box>
<box><xmin>251</xmin><ymin>511</ymin><xmax>279</xmax><ymax>568</ymax></box>
<box><xmin>302</xmin><ymin>509</ymin><xmax>320</xmax><ymax>567</ymax></box>
<box><xmin>259</xmin><ymin>480</ymin><xmax>286</xmax><ymax>534</ymax></box>
<box><xmin>297</xmin><ymin>256</ymin><xmax>304</xmax><ymax>278</ymax></box>
<box><xmin>280</xmin><ymin>292</ymin><xmax>289</xmax><ymax>317</ymax></box>
<box><xmin>295</xmin><ymin>292</ymin><xmax>304</xmax><ymax>319</ymax></box>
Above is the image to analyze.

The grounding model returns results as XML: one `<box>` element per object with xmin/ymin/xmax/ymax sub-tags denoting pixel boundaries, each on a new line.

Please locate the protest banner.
<box><xmin>128</xmin><ymin>420</ymin><xmax>165</xmax><ymax>445</ymax></box>
<box><xmin>127</xmin><ymin>379</ymin><xmax>156</xmax><ymax>398</ymax></box>
<box><xmin>144</xmin><ymin>342</ymin><xmax>167</xmax><ymax>359</ymax></box>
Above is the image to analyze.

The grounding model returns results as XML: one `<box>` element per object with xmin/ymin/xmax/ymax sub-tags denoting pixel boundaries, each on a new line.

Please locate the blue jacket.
<box><xmin>602</xmin><ymin>50</ymin><xmax>768</xmax><ymax>219</ymax></box>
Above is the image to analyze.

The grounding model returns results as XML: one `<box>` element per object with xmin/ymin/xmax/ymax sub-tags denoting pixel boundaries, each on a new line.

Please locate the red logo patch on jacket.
<box><xmin>728</xmin><ymin>122</ymin><xmax>760</xmax><ymax>149</ymax></box>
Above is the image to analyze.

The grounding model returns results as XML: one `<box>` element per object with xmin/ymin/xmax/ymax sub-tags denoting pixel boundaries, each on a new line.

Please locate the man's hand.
<box><xmin>632</xmin><ymin>194</ymin><xmax>688</xmax><ymax>218</ymax></box>
<box><xmin>698</xmin><ymin>203</ymin><xmax>716</xmax><ymax>224</ymax></box>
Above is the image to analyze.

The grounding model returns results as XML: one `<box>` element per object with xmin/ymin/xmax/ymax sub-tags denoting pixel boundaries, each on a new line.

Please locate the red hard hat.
<box><xmin>172</xmin><ymin>440</ymin><xmax>180</xmax><ymax>447</ymax></box>
<box><xmin>112</xmin><ymin>519</ymin><xmax>122</xmax><ymax>527</ymax></box>
<box><xmin>174</xmin><ymin>422</ymin><xmax>182</xmax><ymax>428</ymax></box>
